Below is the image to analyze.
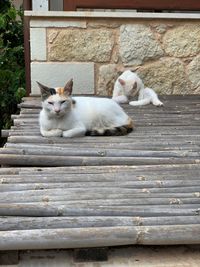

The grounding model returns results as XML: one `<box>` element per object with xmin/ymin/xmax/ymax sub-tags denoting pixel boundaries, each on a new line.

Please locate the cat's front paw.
<box><xmin>62</xmin><ymin>128</ymin><xmax>86</xmax><ymax>138</ymax></box>
<box><xmin>129</xmin><ymin>101</ymin><xmax>138</xmax><ymax>106</ymax></box>
<box><xmin>41</xmin><ymin>129</ymin><xmax>63</xmax><ymax>137</ymax></box>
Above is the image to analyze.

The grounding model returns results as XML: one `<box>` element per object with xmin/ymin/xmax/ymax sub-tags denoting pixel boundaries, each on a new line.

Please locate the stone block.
<box><xmin>188</xmin><ymin>55</ymin><xmax>200</xmax><ymax>92</ymax></box>
<box><xmin>120</xmin><ymin>24</ymin><xmax>164</xmax><ymax>66</ymax></box>
<box><xmin>47</xmin><ymin>29</ymin><xmax>114</xmax><ymax>62</ymax></box>
<box><xmin>137</xmin><ymin>58</ymin><xmax>190</xmax><ymax>94</ymax></box>
<box><xmin>163</xmin><ymin>24</ymin><xmax>200</xmax><ymax>57</ymax></box>
<box><xmin>97</xmin><ymin>64</ymin><xmax>119</xmax><ymax>96</ymax></box>
<box><xmin>30</xmin><ymin>28</ymin><xmax>47</xmax><ymax>61</ymax></box>
<box><xmin>31</xmin><ymin>62</ymin><xmax>94</xmax><ymax>95</ymax></box>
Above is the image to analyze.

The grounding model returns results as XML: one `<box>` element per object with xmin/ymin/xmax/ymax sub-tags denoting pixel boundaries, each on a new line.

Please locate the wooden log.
<box><xmin>0</xmin><ymin>154</ymin><xmax>199</xmax><ymax>167</ymax></box>
<box><xmin>1</xmin><ymin>225</ymin><xmax>200</xmax><ymax>250</ymax></box>
<box><xmin>13</xmin><ymin>113</ymin><xmax>200</xmax><ymax>120</ymax></box>
<box><xmin>0</xmin><ymin>191</ymin><xmax>199</xmax><ymax>204</ymax></box>
<box><xmin>1</xmin><ymin>195</ymin><xmax>200</xmax><ymax>207</ymax></box>
<box><xmin>1</xmin><ymin>180</ymin><xmax>200</xmax><ymax>192</ymax></box>
<box><xmin>14</xmin><ymin>165</ymin><xmax>200</xmax><ymax>178</ymax></box>
<box><xmin>7</xmin><ymin>135</ymin><xmax>200</xmax><ymax>145</ymax></box>
<box><xmin>6</xmin><ymin>131</ymin><xmax>200</xmax><ymax>138</ymax></box>
<box><xmin>0</xmin><ymin>164</ymin><xmax>194</xmax><ymax>174</ymax></box>
<box><xmin>1</xmin><ymin>171</ymin><xmax>200</xmax><ymax>183</ymax></box>
<box><xmin>12</xmin><ymin>113</ymin><xmax>199</xmax><ymax>120</ymax></box>
<box><xmin>11</xmin><ymin>115</ymin><xmax>200</xmax><ymax>125</ymax></box>
<box><xmin>0</xmin><ymin>215</ymin><xmax>200</xmax><ymax>231</ymax></box>
<box><xmin>3</xmin><ymin>141</ymin><xmax>199</xmax><ymax>153</ymax></box>
<box><xmin>0</xmin><ymin>203</ymin><xmax>199</xmax><ymax>217</ymax></box>
<box><xmin>18</xmin><ymin>109</ymin><xmax>200</xmax><ymax>117</ymax></box>
<box><xmin>12</xmin><ymin>120</ymin><xmax>200</xmax><ymax>127</ymax></box>
<box><xmin>1</xmin><ymin>130</ymin><xmax>9</xmax><ymax>138</ymax></box>
<box><xmin>1</xmin><ymin>147</ymin><xmax>199</xmax><ymax>158</ymax></box>
<box><xmin>1</xmin><ymin>162</ymin><xmax>199</xmax><ymax>173</ymax></box>
<box><xmin>11</xmin><ymin>113</ymin><xmax>200</xmax><ymax>121</ymax></box>
<box><xmin>10</xmin><ymin>128</ymin><xmax>199</xmax><ymax>140</ymax></box>
<box><xmin>0</xmin><ymin>173</ymin><xmax>199</xmax><ymax>184</ymax></box>
<box><xmin>6</xmin><ymin>132</ymin><xmax>41</xmax><ymax>136</ymax></box>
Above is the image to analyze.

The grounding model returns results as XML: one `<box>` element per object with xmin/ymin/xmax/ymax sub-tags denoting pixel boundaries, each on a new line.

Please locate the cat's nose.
<box><xmin>55</xmin><ymin>109</ymin><xmax>60</xmax><ymax>114</ymax></box>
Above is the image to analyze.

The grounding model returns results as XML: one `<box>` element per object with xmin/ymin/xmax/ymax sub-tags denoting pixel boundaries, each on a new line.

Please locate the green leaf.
<box><xmin>7</xmin><ymin>7</ymin><xmax>16</xmax><ymax>20</ymax></box>
<box><xmin>0</xmin><ymin>16</ymin><xmax>5</xmax><ymax>29</ymax></box>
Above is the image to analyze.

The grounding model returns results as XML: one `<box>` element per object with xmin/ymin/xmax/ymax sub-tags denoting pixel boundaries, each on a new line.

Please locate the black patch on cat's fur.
<box><xmin>72</xmin><ymin>98</ymin><xmax>76</xmax><ymax>105</ymax></box>
<box><xmin>49</xmin><ymin>88</ymin><xmax>56</xmax><ymax>95</ymax></box>
<box><xmin>85</xmin><ymin>130</ymin><xmax>101</xmax><ymax>136</ymax></box>
<box><xmin>85</xmin><ymin>125</ymin><xmax>133</xmax><ymax>136</ymax></box>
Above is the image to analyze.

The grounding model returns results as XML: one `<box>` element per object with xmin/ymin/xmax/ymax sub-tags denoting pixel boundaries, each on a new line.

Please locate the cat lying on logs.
<box><xmin>38</xmin><ymin>79</ymin><xmax>134</xmax><ymax>138</ymax></box>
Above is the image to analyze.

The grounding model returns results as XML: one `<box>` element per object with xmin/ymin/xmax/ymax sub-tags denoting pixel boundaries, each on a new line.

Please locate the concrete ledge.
<box><xmin>30</xmin><ymin>28</ymin><xmax>47</xmax><ymax>60</ymax></box>
<box><xmin>30</xmin><ymin>20</ymin><xmax>87</xmax><ymax>28</ymax></box>
<box><xmin>31</xmin><ymin>62</ymin><xmax>94</xmax><ymax>95</ymax></box>
<box><xmin>25</xmin><ymin>11</ymin><xmax>200</xmax><ymax>20</ymax></box>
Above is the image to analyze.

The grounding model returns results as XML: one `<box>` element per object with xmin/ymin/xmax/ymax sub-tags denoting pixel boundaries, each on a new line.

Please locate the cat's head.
<box><xmin>37</xmin><ymin>79</ymin><xmax>74</xmax><ymax>117</ymax></box>
<box><xmin>118</xmin><ymin>73</ymin><xmax>143</xmax><ymax>97</ymax></box>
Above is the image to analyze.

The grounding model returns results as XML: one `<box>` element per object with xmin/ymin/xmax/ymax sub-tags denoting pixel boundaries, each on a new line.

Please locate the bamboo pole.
<box><xmin>0</xmin><ymin>192</ymin><xmax>199</xmax><ymax>204</ymax></box>
<box><xmin>1</xmin><ymin>180</ymin><xmax>200</xmax><ymax>192</ymax></box>
<box><xmin>1</xmin><ymin>147</ymin><xmax>199</xmax><ymax>158</ymax></box>
<box><xmin>0</xmin><ymin>216</ymin><xmax>200</xmax><ymax>231</ymax></box>
<box><xmin>0</xmin><ymin>154</ymin><xmax>199</xmax><ymax>167</ymax></box>
<box><xmin>0</xmin><ymin>203</ymin><xmax>199</xmax><ymax>217</ymax></box>
<box><xmin>0</xmin><ymin>225</ymin><xmax>200</xmax><ymax>250</ymax></box>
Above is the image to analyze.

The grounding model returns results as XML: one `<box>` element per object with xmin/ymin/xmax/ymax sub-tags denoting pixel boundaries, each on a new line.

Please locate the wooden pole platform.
<box><xmin>0</xmin><ymin>95</ymin><xmax>200</xmax><ymax>250</ymax></box>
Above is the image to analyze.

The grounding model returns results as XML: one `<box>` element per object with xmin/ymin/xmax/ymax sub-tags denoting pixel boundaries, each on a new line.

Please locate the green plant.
<box><xmin>0</xmin><ymin>0</ymin><xmax>26</xmax><ymax>134</ymax></box>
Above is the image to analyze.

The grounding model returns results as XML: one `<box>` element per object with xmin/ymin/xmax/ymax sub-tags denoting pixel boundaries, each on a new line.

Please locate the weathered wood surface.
<box><xmin>0</xmin><ymin>95</ymin><xmax>200</xmax><ymax>249</ymax></box>
<box><xmin>1</xmin><ymin>95</ymin><xmax>200</xmax><ymax>166</ymax></box>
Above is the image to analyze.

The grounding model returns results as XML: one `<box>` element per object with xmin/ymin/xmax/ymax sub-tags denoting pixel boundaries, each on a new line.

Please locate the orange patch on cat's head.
<box><xmin>56</xmin><ymin>87</ymin><xmax>65</xmax><ymax>95</ymax></box>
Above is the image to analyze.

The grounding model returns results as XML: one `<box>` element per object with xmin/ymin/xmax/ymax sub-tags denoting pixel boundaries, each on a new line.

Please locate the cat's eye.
<box><xmin>60</xmin><ymin>100</ymin><xmax>66</xmax><ymax>104</ymax></box>
<box><xmin>48</xmin><ymin>101</ymin><xmax>53</xmax><ymax>105</ymax></box>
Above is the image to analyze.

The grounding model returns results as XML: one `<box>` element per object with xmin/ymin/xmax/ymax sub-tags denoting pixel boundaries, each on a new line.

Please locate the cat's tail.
<box><xmin>86</xmin><ymin>117</ymin><xmax>134</xmax><ymax>136</ymax></box>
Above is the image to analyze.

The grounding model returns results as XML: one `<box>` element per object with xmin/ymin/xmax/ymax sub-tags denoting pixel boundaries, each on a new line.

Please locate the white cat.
<box><xmin>38</xmin><ymin>79</ymin><xmax>134</xmax><ymax>138</ymax></box>
<box><xmin>112</xmin><ymin>70</ymin><xmax>163</xmax><ymax>106</ymax></box>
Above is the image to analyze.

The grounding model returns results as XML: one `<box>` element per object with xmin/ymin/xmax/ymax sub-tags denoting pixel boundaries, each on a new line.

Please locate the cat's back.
<box><xmin>73</xmin><ymin>96</ymin><xmax>123</xmax><ymax>114</ymax></box>
<box><xmin>74</xmin><ymin>96</ymin><xmax>117</xmax><ymax>106</ymax></box>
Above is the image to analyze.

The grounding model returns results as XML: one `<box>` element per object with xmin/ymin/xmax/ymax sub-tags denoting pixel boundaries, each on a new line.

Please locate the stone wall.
<box><xmin>29</xmin><ymin>13</ymin><xmax>200</xmax><ymax>95</ymax></box>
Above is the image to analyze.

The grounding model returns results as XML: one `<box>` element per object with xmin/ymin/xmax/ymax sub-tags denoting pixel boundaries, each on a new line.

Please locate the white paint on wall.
<box><xmin>25</xmin><ymin>11</ymin><xmax>200</xmax><ymax>20</ymax></box>
<box><xmin>31</xmin><ymin>62</ymin><xmax>95</xmax><ymax>95</ymax></box>
<box><xmin>30</xmin><ymin>20</ymin><xmax>87</xmax><ymax>28</ymax></box>
<box><xmin>32</xmin><ymin>0</ymin><xmax>49</xmax><ymax>11</ymax></box>
<box><xmin>30</xmin><ymin>28</ymin><xmax>47</xmax><ymax>61</ymax></box>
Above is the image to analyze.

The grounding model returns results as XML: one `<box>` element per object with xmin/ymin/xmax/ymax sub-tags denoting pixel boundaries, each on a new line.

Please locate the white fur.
<box><xmin>39</xmin><ymin>96</ymin><xmax>131</xmax><ymax>138</ymax></box>
<box><xmin>112</xmin><ymin>70</ymin><xmax>163</xmax><ymax>107</ymax></box>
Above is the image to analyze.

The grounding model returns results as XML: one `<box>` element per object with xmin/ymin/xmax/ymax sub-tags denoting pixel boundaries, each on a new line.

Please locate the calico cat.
<box><xmin>112</xmin><ymin>70</ymin><xmax>163</xmax><ymax>106</ymax></box>
<box><xmin>38</xmin><ymin>79</ymin><xmax>134</xmax><ymax>138</ymax></box>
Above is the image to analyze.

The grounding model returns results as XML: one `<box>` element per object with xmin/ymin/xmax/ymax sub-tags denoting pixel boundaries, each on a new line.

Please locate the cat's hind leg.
<box><xmin>144</xmin><ymin>87</ymin><xmax>163</xmax><ymax>106</ymax></box>
<box><xmin>86</xmin><ymin>118</ymin><xmax>134</xmax><ymax>136</ymax></box>
<box><xmin>151</xmin><ymin>96</ymin><xmax>163</xmax><ymax>106</ymax></box>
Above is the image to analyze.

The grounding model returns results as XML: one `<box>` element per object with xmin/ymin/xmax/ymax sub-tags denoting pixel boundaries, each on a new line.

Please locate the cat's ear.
<box><xmin>64</xmin><ymin>79</ymin><xmax>73</xmax><ymax>96</ymax></box>
<box><xmin>118</xmin><ymin>78</ymin><xmax>126</xmax><ymax>86</ymax></box>
<box><xmin>37</xmin><ymin>81</ymin><xmax>55</xmax><ymax>101</ymax></box>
